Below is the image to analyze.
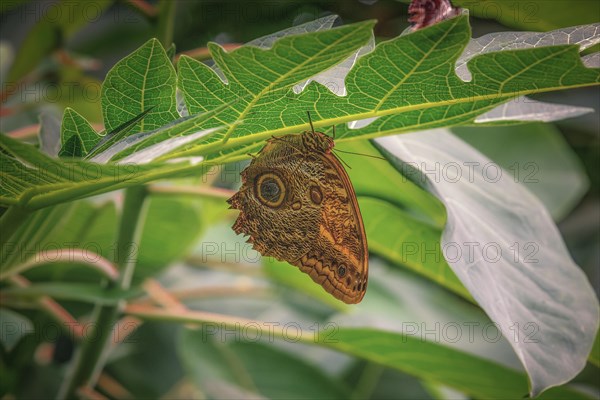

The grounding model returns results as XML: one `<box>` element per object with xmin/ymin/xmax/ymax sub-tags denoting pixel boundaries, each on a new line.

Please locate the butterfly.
<box><xmin>227</xmin><ymin>114</ymin><xmax>368</xmax><ymax>303</ymax></box>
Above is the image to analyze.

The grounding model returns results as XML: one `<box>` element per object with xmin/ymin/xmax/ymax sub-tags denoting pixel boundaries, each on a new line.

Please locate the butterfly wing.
<box><xmin>294</xmin><ymin>149</ymin><xmax>368</xmax><ymax>304</ymax></box>
<box><xmin>228</xmin><ymin>133</ymin><xmax>368</xmax><ymax>304</ymax></box>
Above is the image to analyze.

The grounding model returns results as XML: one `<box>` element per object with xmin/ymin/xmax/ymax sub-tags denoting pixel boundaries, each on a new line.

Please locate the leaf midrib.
<box><xmin>166</xmin><ymin>78</ymin><xmax>599</xmax><ymax>161</ymax></box>
<box><xmin>374</xmin><ymin>17</ymin><xmax>460</xmax><ymax>112</ymax></box>
<box><xmin>218</xmin><ymin>24</ymin><xmax>370</xmax><ymax>143</ymax></box>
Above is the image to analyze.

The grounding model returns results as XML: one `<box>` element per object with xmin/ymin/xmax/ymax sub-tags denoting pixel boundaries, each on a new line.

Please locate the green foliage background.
<box><xmin>0</xmin><ymin>1</ymin><xmax>598</xmax><ymax>399</ymax></box>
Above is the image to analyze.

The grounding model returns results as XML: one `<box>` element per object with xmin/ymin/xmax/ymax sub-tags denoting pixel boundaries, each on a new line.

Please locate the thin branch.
<box><xmin>124</xmin><ymin>0</ymin><xmax>158</xmax><ymax>18</ymax></box>
<box><xmin>5</xmin><ymin>122</ymin><xmax>104</xmax><ymax>140</ymax></box>
<box><xmin>111</xmin><ymin>316</ymin><xmax>143</xmax><ymax>346</ymax></box>
<box><xmin>124</xmin><ymin>304</ymin><xmax>315</xmax><ymax>343</ymax></box>
<box><xmin>77</xmin><ymin>386</ymin><xmax>109</xmax><ymax>400</ymax></box>
<box><xmin>143</xmin><ymin>278</ymin><xmax>187</xmax><ymax>310</ymax></box>
<box><xmin>97</xmin><ymin>373</ymin><xmax>134</xmax><ymax>400</ymax></box>
<box><xmin>0</xmin><ymin>249</ymin><xmax>119</xmax><ymax>282</ymax></box>
<box><xmin>164</xmin><ymin>285</ymin><xmax>272</xmax><ymax>301</ymax></box>
<box><xmin>174</xmin><ymin>44</ymin><xmax>241</xmax><ymax>63</ymax></box>
<box><xmin>8</xmin><ymin>275</ymin><xmax>84</xmax><ymax>339</ymax></box>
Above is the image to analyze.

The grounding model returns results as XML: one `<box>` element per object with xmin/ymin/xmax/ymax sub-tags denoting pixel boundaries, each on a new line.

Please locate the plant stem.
<box><xmin>156</xmin><ymin>0</ymin><xmax>176</xmax><ymax>49</ymax></box>
<box><xmin>58</xmin><ymin>186</ymin><xmax>148</xmax><ymax>399</ymax></box>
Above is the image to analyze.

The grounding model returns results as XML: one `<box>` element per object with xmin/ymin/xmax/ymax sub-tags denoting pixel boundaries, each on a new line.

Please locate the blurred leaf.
<box><xmin>56</xmin><ymin>65</ymin><xmax>104</xmax><ymax>123</ymax></box>
<box><xmin>0</xmin><ymin>0</ymin><xmax>29</xmax><ymax>13</ymax></box>
<box><xmin>344</xmin><ymin>362</ymin><xmax>437</xmax><ymax>400</ymax></box>
<box><xmin>0</xmin><ymin>200</ymin><xmax>118</xmax><ymax>284</ymax></box>
<box><xmin>360</xmin><ymin>197</ymin><xmax>468</xmax><ymax>299</ymax></box>
<box><xmin>134</xmin><ymin>196</ymin><xmax>205</xmax><ymax>282</ymax></box>
<box><xmin>157</xmin><ymin>0</ymin><xmax>176</xmax><ymax>48</ymax></box>
<box><xmin>338</xmin><ymin>140</ymin><xmax>445</xmax><ymax>227</ymax></box>
<box><xmin>6</xmin><ymin>19</ymin><xmax>59</xmax><ymax>83</ymax></box>
<box><xmin>180</xmin><ymin>327</ymin><xmax>351</xmax><ymax>399</ymax></box>
<box><xmin>1</xmin><ymin>193</ymin><xmax>207</xmax><ymax>284</ymax></box>
<box><xmin>324</xmin><ymin>328</ymin><xmax>591</xmax><ymax>400</ymax></box>
<box><xmin>454</xmin><ymin>0</ymin><xmax>600</xmax><ymax>31</ymax></box>
<box><xmin>6</xmin><ymin>0</ymin><xmax>113</xmax><ymax>82</ymax></box>
<box><xmin>1</xmin><ymin>202</ymin><xmax>89</xmax><ymax>270</ymax></box>
<box><xmin>455</xmin><ymin>123</ymin><xmax>589</xmax><ymax>220</ymax></box>
<box><xmin>263</xmin><ymin>258</ymin><xmax>349</xmax><ymax>311</ymax></box>
<box><xmin>106</xmin><ymin>322</ymin><xmax>185</xmax><ymax>398</ymax></box>
<box><xmin>591</xmin><ymin>331</ymin><xmax>600</xmax><ymax>368</ymax></box>
<box><xmin>376</xmin><ymin>129</ymin><xmax>599</xmax><ymax>396</ymax></box>
<box><xmin>0</xmin><ymin>308</ymin><xmax>33</xmax><ymax>352</ymax></box>
<box><xmin>129</xmin><ymin>308</ymin><xmax>592</xmax><ymax>400</ymax></box>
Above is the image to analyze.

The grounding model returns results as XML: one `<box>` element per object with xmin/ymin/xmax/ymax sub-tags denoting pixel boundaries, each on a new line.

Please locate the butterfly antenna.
<box><xmin>334</xmin><ymin>149</ymin><xmax>387</xmax><ymax>161</ymax></box>
<box><xmin>332</xmin><ymin>150</ymin><xmax>352</xmax><ymax>170</ymax></box>
<box><xmin>306</xmin><ymin>111</ymin><xmax>315</xmax><ymax>134</ymax></box>
<box><xmin>332</xmin><ymin>125</ymin><xmax>336</xmax><ymax>140</ymax></box>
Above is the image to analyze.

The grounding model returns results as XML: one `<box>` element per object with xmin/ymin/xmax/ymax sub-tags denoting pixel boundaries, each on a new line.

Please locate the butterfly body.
<box><xmin>227</xmin><ymin>131</ymin><xmax>368</xmax><ymax>304</ymax></box>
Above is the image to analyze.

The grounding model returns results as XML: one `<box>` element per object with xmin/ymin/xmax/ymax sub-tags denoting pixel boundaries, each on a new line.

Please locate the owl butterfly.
<box><xmin>227</xmin><ymin>116</ymin><xmax>368</xmax><ymax>304</ymax></box>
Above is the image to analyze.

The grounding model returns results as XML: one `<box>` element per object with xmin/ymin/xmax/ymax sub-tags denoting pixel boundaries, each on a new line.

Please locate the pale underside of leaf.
<box><xmin>375</xmin><ymin>129</ymin><xmax>599</xmax><ymax>396</ymax></box>
<box><xmin>455</xmin><ymin>23</ymin><xmax>600</xmax><ymax>81</ymax></box>
<box><xmin>473</xmin><ymin>99</ymin><xmax>594</xmax><ymax>123</ymax></box>
<box><xmin>38</xmin><ymin>111</ymin><xmax>61</xmax><ymax>157</ymax></box>
<box><xmin>460</xmin><ymin>23</ymin><xmax>600</xmax><ymax>124</ymax></box>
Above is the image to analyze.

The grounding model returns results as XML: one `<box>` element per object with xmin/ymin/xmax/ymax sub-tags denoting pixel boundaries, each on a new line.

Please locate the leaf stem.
<box><xmin>58</xmin><ymin>186</ymin><xmax>148</xmax><ymax>399</ymax></box>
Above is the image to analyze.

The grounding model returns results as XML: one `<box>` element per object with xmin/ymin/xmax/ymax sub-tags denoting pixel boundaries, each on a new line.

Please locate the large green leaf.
<box><xmin>162</xmin><ymin>15</ymin><xmax>599</xmax><ymax>161</ymax></box>
<box><xmin>128</xmin><ymin>308</ymin><xmax>593</xmax><ymax>400</ymax></box>
<box><xmin>375</xmin><ymin>129</ymin><xmax>599</xmax><ymax>396</ymax></box>
<box><xmin>0</xmin><ymin>134</ymin><xmax>188</xmax><ymax>210</ymax></box>
<box><xmin>1</xmin><ymin>16</ymin><xmax>598</xmax><ymax>211</ymax></box>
